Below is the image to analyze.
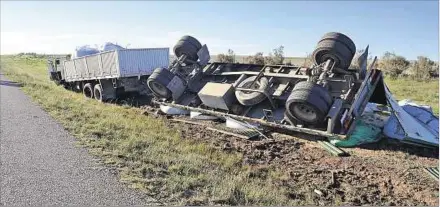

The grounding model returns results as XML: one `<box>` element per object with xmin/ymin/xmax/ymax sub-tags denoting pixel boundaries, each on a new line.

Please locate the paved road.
<box><xmin>0</xmin><ymin>76</ymin><xmax>155</xmax><ymax>206</ymax></box>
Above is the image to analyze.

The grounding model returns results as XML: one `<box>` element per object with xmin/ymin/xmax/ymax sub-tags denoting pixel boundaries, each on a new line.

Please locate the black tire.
<box><xmin>94</xmin><ymin>84</ymin><xmax>103</xmax><ymax>102</ymax></box>
<box><xmin>173</xmin><ymin>35</ymin><xmax>202</xmax><ymax>63</ymax></box>
<box><xmin>235</xmin><ymin>76</ymin><xmax>269</xmax><ymax>106</ymax></box>
<box><xmin>312</xmin><ymin>39</ymin><xmax>354</xmax><ymax>69</ymax></box>
<box><xmin>147</xmin><ymin>68</ymin><xmax>176</xmax><ymax>99</ymax></box>
<box><xmin>319</xmin><ymin>32</ymin><xmax>356</xmax><ymax>55</ymax></box>
<box><xmin>285</xmin><ymin>81</ymin><xmax>332</xmax><ymax>125</ymax></box>
<box><xmin>292</xmin><ymin>81</ymin><xmax>332</xmax><ymax>106</ymax></box>
<box><xmin>180</xmin><ymin>35</ymin><xmax>202</xmax><ymax>50</ymax></box>
<box><xmin>93</xmin><ymin>84</ymin><xmax>116</xmax><ymax>102</ymax></box>
<box><xmin>83</xmin><ymin>83</ymin><xmax>94</xmax><ymax>99</ymax></box>
<box><xmin>174</xmin><ymin>40</ymin><xmax>199</xmax><ymax>63</ymax></box>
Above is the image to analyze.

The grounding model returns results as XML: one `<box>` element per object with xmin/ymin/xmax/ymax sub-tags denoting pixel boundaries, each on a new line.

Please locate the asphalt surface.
<box><xmin>0</xmin><ymin>76</ymin><xmax>155</xmax><ymax>206</ymax></box>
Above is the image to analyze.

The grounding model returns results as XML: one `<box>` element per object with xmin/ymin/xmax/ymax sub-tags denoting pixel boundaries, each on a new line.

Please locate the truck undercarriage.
<box><xmin>145</xmin><ymin>32</ymin><xmax>388</xmax><ymax>140</ymax></box>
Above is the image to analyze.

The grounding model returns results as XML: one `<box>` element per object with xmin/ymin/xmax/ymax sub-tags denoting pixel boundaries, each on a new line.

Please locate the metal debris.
<box><xmin>423</xmin><ymin>167</ymin><xmax>439</xmax><ymax>181</ymax></box>
<box><xmin>170</xmin><ymin>118</ymin><xmax>262</xmax><ymax>140</ymax></box>
<box><xmin>318</xmin><ymin>141</ymin><xmax>348</xmax><ymax>156</ymax></box>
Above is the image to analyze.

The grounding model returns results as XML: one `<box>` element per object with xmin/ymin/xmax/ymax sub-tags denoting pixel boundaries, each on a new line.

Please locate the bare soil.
<box><xmin>142</xmin><ymin>105</ymin><xmax>439</xmax><ymax>206</ymax></box>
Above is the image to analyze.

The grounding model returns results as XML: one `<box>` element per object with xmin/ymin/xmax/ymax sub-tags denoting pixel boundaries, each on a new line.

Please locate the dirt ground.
<box><xmin>142</xmin><ymin>105</ymin><xmax>439</xmax><ymax>206</ymax></box>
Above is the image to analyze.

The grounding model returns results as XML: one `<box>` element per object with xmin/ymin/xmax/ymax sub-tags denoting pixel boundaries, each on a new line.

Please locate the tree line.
<box><xmin>216</xmin><ymin>47</ymin><xmax>439</xmax><ymax>80</ymax></box>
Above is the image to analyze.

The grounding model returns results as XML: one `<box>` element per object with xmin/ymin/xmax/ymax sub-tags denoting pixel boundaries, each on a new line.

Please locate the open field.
<box><xmin>384</xmin><ymin>77</ymin><xmax>439</xmax><ymax>115</ymax></box>
<box><xmin>1</xmin><ymin>55</ymin><xmax>438</xmax><ymax>206</ymax></box>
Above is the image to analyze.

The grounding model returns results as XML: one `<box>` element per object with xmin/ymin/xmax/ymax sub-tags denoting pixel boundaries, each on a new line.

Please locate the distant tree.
<box><xmin>378</xmin><ymin>52</ymin><xmax>410</xmax><ymax>79</ymax></box>
<box><xmin>217</xmin><ymin>49</ymin><xmax>235</xmax><ymax>63</ymax></box>
<box><xmin>247</xmin><ymin>52</ymin><xmax>265</xmax><ymax>65</ymax></box>
<box><xmin>406</xmin><ymin>56</ymin><xmax>438</xmax><ymax>80</ymax></box>
<box><xmin>302</xmin><ymin>53</ymin><xmax>314</xmax><ymax>67</ymax></box>
<box><xmin>265</xmin><ymin>45</ymin><xmax>285</xmax><ymax>65</ymax></box>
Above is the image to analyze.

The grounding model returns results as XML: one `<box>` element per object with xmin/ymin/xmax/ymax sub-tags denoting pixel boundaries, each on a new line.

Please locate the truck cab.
<box><xmin>47</xmin><ymin>55</ymin><xmax>70</xmax><ymax>85</ymax></box>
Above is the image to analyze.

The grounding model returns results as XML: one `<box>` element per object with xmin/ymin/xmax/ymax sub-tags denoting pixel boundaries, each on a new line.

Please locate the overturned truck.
<box><xmin>146</xmin><ymin>32</ymin><xmax>388</xmax><ymax>140</ymax></box>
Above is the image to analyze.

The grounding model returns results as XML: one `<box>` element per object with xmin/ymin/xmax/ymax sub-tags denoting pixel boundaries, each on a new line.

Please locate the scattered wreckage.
<box><xmin>47</xmin><ymin>32</ymin><xmax>439</xmax><ymax>149</ymax></box>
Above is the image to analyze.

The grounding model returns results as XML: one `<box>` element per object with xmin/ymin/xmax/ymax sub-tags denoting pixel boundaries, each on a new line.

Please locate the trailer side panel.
<box><xmin>117</xmin><ymin>48</ymin><xmax>169</xmax><ymax>77</ymax></box>
<box><xmin>62</xmin><ymin>48</ymin><xmax>169</xmax><ymax>82</ymax></box>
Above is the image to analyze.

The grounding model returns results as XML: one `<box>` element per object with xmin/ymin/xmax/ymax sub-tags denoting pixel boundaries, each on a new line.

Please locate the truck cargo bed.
<box><xmin>63</xmin><ymin>48</ymin><xmax>169</xmax><ymax>82</ymax></box>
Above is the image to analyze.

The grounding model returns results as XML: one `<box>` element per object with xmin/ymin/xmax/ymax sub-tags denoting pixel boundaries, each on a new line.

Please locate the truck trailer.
<box><xmin>48</xmin><ymin>47</ymin><xmax>170</xmax><ymax>101</ymax></box>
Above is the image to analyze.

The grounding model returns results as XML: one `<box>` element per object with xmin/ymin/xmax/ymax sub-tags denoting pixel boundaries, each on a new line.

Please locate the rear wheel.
<box><xmin>173</xmin><ymin>35</ymin><xmax>202</xmax><ymax>63</ymax></box>
<box><xmin>93</xmin><ymin>84</ymin><xmax>104</xmax><ymax>102</ymax></box>
<box><xmin>312</xmin><ymin>32</ymin><xmax>356</xmax><ymax>70</ymax></box>
<box><xmin>285</xmin><ymin>81</ymin><xmax>332</xmax><ymax>126</ymax></box>
<box><xmin>147</xmin><ymin>68</ymin><xmax>176</xmax><ymax>99</ymax></box>
<box><xmin>83</xmin><ymin>83</ymin><xmax>94</xmax><ymax>99</ymax></box>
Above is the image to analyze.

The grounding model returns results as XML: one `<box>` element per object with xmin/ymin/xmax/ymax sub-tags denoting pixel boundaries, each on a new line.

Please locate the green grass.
<box><xmin>1</xmin><ymin>55</ymin><xmax>438</xmax><ymax>205</ymax></box>
<box><xmin>384</xmin><ymin>77</ymin><xmax>439</xmax><ymax>115</ymax></box>
<box><xmin>0</xmin><ymin>55</ymin><xmax>294</xmax><ymax>205</ymax></box>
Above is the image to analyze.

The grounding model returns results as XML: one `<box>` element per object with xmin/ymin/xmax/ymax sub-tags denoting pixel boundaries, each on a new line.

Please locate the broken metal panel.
<box><xmin>384</xmin><ymin>84</ymin><xmax>439</xmax><ymax>147</ymax></box>
<box><xmin>190</xmin><ymin>111</ymin><xmax>219</xmax><ymax>120</ymax></box>
<box><xmin>356</xmin><ymin>45</ymin><xmax>369</xmax><ymax>79</ymax></box>
<box><xmin>318</xmin><ymin>141</ymin><xmax>348</xmax><ymax>156</ymax></box>
<box><xmin>159</xmin><ymin>105</ymin><xmax>190</xmax><ymax>115</ymax></box>
<box><xmin>424</xmin><ymin>167</ymin><xmax>439</xmax><ymax>181</ymax></box>
<box><xmin>343</xmin><ymin>68</ymin><xmax>385</xmax><ymax>137</ymax></box>
<box><xmin>214</xmin><ymin>124</ymin><xmax>261</xmax><ymax>139</ymax></box>
<box><xmin>153</xmin><ymin>100</ymin><xmax>348</xmax><ymax>140</ymax></box>
<box><xmin>197</xmin><ymin>44</ymin><xmax>211</xmax><ymax>66</ymax></box>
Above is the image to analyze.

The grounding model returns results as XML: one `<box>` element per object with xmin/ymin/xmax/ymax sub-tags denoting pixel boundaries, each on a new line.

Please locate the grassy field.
<box><xmin>384</xmin><ymin>77</ymin><xmax>439</xmax><ymax>115</ymax></box>
<box><xmin>0</xmin><ymin>55</ymin><xmax>294</xmax><ymax>205</ymax></box>
<box><xmin>1</xmin><ymin>55</ymin><xmax>438</xmax><ymax>205</ymax></box>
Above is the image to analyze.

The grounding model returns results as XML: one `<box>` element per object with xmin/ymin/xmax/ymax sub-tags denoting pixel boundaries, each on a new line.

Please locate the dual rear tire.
<box><xmin>285</xmin><ymin>81</ymin><xmax>333</xmax><ymax>127</ymax></box>
<box><xmin>82</xmin><ymin>82</ymin><xmax>115</xmax><ymax>102</ymax></box>
<box><xmin>173</xmin><ymin>35</ymin><xmax>203</xmax><ymax>63</ymax></box>
<box><xmin>311</xmin><ymin>32</ymin><xmax>356</xmax><ymax>70</ymax></box>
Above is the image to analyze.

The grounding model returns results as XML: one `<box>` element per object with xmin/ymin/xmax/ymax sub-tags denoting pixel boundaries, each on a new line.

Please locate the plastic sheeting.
<box><xmin>103</xmin><ymin>42</ymin><xmax>125</xmax><ymax>52</ymax></box>
<box><xmin>75</xmin><ymin>45</ymin><xmax>100</xmax><ymax>58</ymax></box>
<box><xmin>330</xmin><ymin>103</ymin><xmax>389</xmax><ymax>147</ymax></box>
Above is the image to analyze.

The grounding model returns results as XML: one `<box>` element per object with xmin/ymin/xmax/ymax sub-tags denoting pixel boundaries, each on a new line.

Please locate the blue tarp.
<box><xmin>75</xmin><ymin>45</ymin><xmax>100</xmax><ymax>58</ymax></box>
<box><xmin>103</xmin><ymin>42</ymin><xmax>125</xmax><ymax>51</ymax></box>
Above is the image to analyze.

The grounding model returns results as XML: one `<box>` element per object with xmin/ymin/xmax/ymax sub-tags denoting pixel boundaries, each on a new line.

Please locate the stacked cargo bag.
<box><xmin>103</xmin><ymin>42</ymin><xmax>125</xmax><ymax>51</ymax></box>
<box><xmin>75</xmin><ymin>45</ymin><xmax>100</xmax><ymax>58</ymax></box>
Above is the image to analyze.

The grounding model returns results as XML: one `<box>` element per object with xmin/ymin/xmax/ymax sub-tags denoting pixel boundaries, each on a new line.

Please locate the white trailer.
<box><xmin>48</xmin><ymin>48</ymin><xmax>170</xmax><ymax>101</ymax></box>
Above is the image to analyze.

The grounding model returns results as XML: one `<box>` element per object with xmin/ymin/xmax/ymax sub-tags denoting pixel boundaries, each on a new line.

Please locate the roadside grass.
<box><xmin>0</xmin><ymin>55</ymin><xmax>295</xmax><ymax>205</ymax></box>
<box><xmin>1</xmin><ymin>55</ymin><xmax>438</xmax><ymax>205</ymax></box>
<box><xmin>384</xmin><ymin>77</ymin><xmax>439</xmax><ymax>115</ymax></box>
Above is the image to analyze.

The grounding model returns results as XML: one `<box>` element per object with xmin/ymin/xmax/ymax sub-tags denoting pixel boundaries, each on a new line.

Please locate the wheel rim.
<box><xmin>241</xmin><ymin>81</ymin><xmax>261</xmax><ymax>95</ymax></box>
<box><xmin>149</xmin><ymin>81</ymin><xmax>168</xmax><ymax>98</ymax></box>
<box><xmin>291</xmin><ymin>103</ymin><xmax>317</xmax><ymax>123</ymax></box>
